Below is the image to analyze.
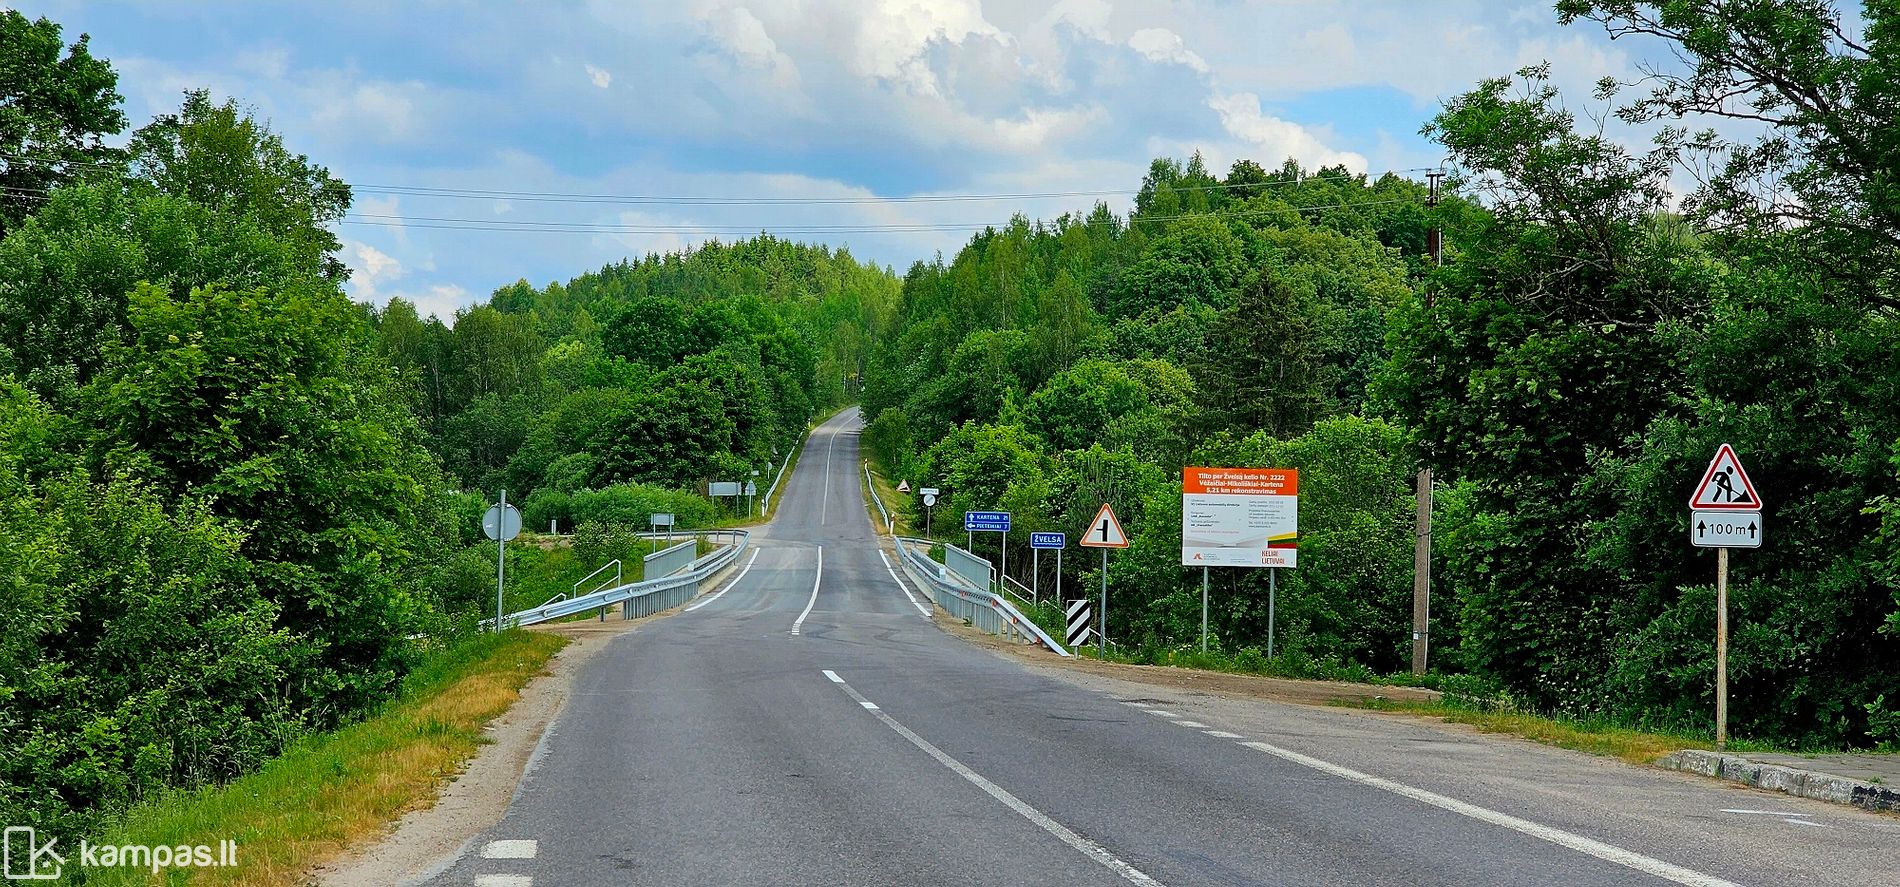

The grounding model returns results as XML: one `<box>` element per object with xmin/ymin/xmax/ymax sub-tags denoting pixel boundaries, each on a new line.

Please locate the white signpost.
<box><xmin>920</xmin><ymin>487</ymin><xmax>939</xmax><ymax>534</ymax></box>
<box><xmin>1181</xmin><ymin>467</ymin><xmax>1299</xmax><ymax>654</ymax></box>
<box><xmin>1688</xmin><ymin>444</ymin><xmax>1763</xmax><ymax>750</ymax></box>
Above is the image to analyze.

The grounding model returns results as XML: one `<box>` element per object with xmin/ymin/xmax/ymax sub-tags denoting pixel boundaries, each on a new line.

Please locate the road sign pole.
<box><xmin>1098</xmin><ymin>549</ymin><xmax>1108</xmax><ymax>653</ymax></box>
<box><xmin>1000</xmin><ymin>529</ymin><xmax>1007</xmax><ymax>591</ymax></box>
<box><xmin>495</xmin><ymin>489</ymin><xmax>507</xmax><ymax>634</ymax></box>
<box><xmin>1201</xmin><ymin>566</ymin><xmax>1210</xmax><ymax>653</ymax></box>
<box><xmin>1716</xmin><ymin>546</ymin><xmax>1729</xmax><ymax>750</ymax></box>
<box><xmin>1268</xmin><ymin>567</ymin><xmax>1277</xmax><ymax>659</ymax></box>
<box><xmin>1033</xmin><ymin>549</ymin><xmax>1040</xmax><ymax>606</ymax></box>
<box><xmin>1055</xmin><ymin>549</ymin><xmax>1062</xmax><ymax>603</ymax></box>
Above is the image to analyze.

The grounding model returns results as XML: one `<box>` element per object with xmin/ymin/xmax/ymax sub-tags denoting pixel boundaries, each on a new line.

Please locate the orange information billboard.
<box><xmin>1181</xmin><ymin>467</ymin><xmax>1298</xmax><ymax>568</ymax></box>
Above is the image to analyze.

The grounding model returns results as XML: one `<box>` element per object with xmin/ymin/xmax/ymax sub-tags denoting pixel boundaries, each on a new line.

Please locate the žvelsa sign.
<box><xmin>1181</xmin><ymin>467</ymin><xmax>1298</xmax><ymax>568</ymax></box>
<box><xmin>5</xmin><ymin>826</ymin><xmax>239</xmax><ymax>880</ymax></box>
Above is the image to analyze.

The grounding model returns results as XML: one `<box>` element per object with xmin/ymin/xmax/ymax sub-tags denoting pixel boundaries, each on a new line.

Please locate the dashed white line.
<box><xmin>481</xmin><ymin>839</ymin><xmax>538</xmax><ymax>859</ymax></box>
<box><xmin>1171</xmin><ymin>720</ymin><xmax>1209</xmax><ymax>729</ymax></box>
<box><xmin>1235</xmin><ymin>740</ymin><xmax>1740</xmax><ymax>887</ymax></box>
<box><xmin>822</xmin><ymin>670</ymin><xmax>844</xmax><ymax>683</ymax></box>
<box><xmin>790</xmin><ymin>546</ymin><xmax>823</xmax><ymax>636</ymax></box>
<box><xmin>1782</xmin><ymin>818</ymin><xmax>1830</xmax><ymax>828</ymax></box>
<box><xmin>685</xmin><ymin>549</ymin><xmax>761</xmax><ymax>611</ymax></box>
<box><xmin>1142</xmin><ymin>709</ymin><xmax>1177</xmax><ymax>718</ymax></box>
<box><xmin>1721</xmin><ymin>809</ymin><xmax>1808</xmax><ymax>816</ymax></box>
<box><xmin>474</xmin><ymin>876</ymin><xmax>532</xmax><ymax>887</ymax></box>
<box><xmin>1203</xmin><ymin>730</ymin><xmax>1242</xmax><ymax>739</ymax></box>
<box><xmin>877</xmin><ymin>549</ymin><xmax>933</xmax><ymax>618</ymax></box>
<box><xmin>822</xmin><ymin>669</ymin><xmax>1163</xmax><ymax>886</ymax></box>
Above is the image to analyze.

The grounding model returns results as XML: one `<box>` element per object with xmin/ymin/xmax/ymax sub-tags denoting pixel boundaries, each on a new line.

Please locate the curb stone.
<box><xmin>1659</xmin><ymin>749</ymin><xmax>1900</xmax><ymax>814</ymax></box>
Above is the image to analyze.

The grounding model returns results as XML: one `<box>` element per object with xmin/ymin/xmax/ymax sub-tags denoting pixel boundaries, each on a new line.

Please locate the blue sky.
<box><xmin>18</xmin><ymin>1</ymin><xmax>1677</xmax><ymax>321</ymax></box>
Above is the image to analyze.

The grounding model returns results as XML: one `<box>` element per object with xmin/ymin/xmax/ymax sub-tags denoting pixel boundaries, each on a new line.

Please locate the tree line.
<box><xmin>863</xmin><ymin>2</ymin><xmax>1900</xmax><ymax>748</ymax></box>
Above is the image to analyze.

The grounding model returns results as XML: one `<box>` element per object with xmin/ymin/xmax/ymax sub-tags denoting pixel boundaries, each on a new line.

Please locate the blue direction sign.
<box><xmin>965</xmin><ymin>510</ymin><xmax>1011</xmax><ymax>532</ymax></box>
<box><xmin>1030</xmin><ymin>532</ymin><xmax>1066</xmax><ymax>549</ymax></box>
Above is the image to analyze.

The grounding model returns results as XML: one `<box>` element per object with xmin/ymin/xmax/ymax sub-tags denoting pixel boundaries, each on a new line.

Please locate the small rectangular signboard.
<box><xmin>965</xmin><ymin>510</ymin><xmax>1011</xmax><ymax>532</ymax></box>
<box><xmin>1030</xmin><ymin>532</ymin><xmax>1066</xmax><ymax>549</ymax></box>
<box><xmin>1691</xmin><ymin>510</ymin><xmax>1762</xmax><ymax>548</ymax></box>
<box><xmin>650</xmin><ymin>512</ymin><xmax>676</xmax><ymax>527</ymax></box>
<box><xmin>709</xmin><ymin>481</ymin><xmax>742</xmax><ymax>496</ymax></box>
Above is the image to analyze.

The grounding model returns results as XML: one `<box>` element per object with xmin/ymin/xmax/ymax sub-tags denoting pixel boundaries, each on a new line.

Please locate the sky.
<box><xmin>18</xmin><ymin>1</ymin><xmax>1677</xmax><ymax>322</ymax></box>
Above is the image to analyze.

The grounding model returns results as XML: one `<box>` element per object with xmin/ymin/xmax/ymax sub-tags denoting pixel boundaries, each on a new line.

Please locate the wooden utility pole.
<box><xmin>1412</xmin><ymin>171</ymin><xmax>1444</xmax><ymax>676</ymax></box>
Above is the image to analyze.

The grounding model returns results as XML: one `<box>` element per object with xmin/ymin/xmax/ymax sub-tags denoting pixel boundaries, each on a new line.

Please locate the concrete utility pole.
<box><xmin>1412</xmin><ymin>170</ymin><xmax>1444</xmax><ymax>676</ymax></box>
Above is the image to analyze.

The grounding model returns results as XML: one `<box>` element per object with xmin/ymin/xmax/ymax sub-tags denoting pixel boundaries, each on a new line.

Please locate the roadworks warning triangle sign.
<box><xmin>1689</xmin><ymin>444</ymin><xmax>1762</xmax><ymax>510</ymax></box>
<box><xmin>1079</xmin><ymin>502</ymin><xmax>1129</xmax><ymax>548</ymax></box>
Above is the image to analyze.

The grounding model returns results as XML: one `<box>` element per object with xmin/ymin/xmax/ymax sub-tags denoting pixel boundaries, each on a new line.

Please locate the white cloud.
<box><xmin>585</xmin><ymin>64</ymin><xmax>613</xmax><ymax>88</ymax></box>
<box><xmin>413</xmin><ymin>284</ymin><xmax>472</xmax><ymax>321</ymax></box>
<box><xmin>1127</xmin><ymin>28</ymin><xmax>1208</xmax><ymax>74</ymax></box>
<box><xmin>345</xmin><ymin>240</ymin><xmax>404</xmax><ymax>303</ymax></box>
<box><xmin>1206</xmin><ymin>92</ymin><xmax>1368</xmax><ymax>172</ymax></box>
<box><xmin>849</xmin><ymin>0</ymin><xmax>1007</xmax><ymax>96</ymax></box>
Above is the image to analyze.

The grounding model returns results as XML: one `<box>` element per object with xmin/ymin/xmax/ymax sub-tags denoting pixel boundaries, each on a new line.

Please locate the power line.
<box><xmin>338</xmin><ymin>198</ymin><xmax>1418</xmax><ymax>236</ymax></box>
<box><xmin>0</xmin><ymin>149</ymin><xmax>1440</xmax><ymax>207</ymax></box>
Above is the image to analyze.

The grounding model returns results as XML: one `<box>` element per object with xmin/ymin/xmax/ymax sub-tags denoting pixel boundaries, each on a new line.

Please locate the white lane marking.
<box><xmin>475</xmin><ymin>876</ymin><xmax>532</xmax><ymax>887</ymax></box>
<box><xmin>1782</xmin><ymin>818</ymin><xmax>1830</xmax><ymax>828</ymax></box>
<box><xmin>1118</xmin><ymin>701</ymin><xmax>1145</xmax><ymax>707</ymax></box>
<box><xmin>1204</xmin><ymin>730</ymin><xmax>1242</xmax><ymax>739</ymax></box>
<box><xmin>790</xmin><ymin>546</ymin><xmax>823</xmax><ymax>636</ymax></box>
<box><xmin>481</xmin><ymin>840</ymin><xmax>537</xmax><ymax>859</ymax></box>
<box><xmin>1236</xmin><ymin>740</ymin><xmax>1740</xmax><ymax>887</ymax></box>
<box><xmin>823</xmin><ymin>670</ymin><xmax>844</xmax><ymax>683</ymax></box>
<box><xmin>684</xmin><ymin>549</ymin><xmax>762</xmax><ymax>612</ymax></box>
<box><xmin>821</xmin><ymin>670</ymin><xmax>1163</xmax><ymax>886</ymax></box>
<box><xmin>1171</xmin><ymin>720</ymin><xmax>1209</xmax><ymax>729</ymax></box>
<box><xmin>1142</xmin><ymin>709</ymin><xmax>1176</xmax><ymax>717</ymax></box>
<box><xmin>1720</xmin><ymin>809</ymin><xmax>1808</xmax><ymax>816</ymax></box>
<box><xmin>877</xmin><ymin>549</ymin><xmax>933</xmax><ymax>618</ymax></box>
<box><xmin>820</xmin><ymin>422</ymin><xmax>839</xmax><ymax>522</ymax></box>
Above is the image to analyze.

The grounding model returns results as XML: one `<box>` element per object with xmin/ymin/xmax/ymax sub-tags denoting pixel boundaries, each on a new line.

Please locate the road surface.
<box><xmin>428</xmin><ymin>408</ymin><xmax>1897</xmax><ymax>887</ymax></box>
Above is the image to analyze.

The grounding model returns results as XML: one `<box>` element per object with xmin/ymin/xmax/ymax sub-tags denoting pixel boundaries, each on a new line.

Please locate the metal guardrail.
<box><xmin>760</xmin><ymin>427</ymin><xmax>810</xmax><ymax>516</ymax></box>
<box><xmin>863</xmin><ymin>460</ymin><xmax>893</xmax><ymax>533</ymax></box>
<box><xmin>1001</xmin><ymin>573</ymin><xmax>1034</xmax><ymax>608</ymax></box>
<box><xmin>485</xmin><ymin>530</ymin><xmax>750</xmax><ymax>629</ymax></box>
<box><xmin>892</xmin><ymin>536</ymin><xmax>1070</xmax><ymax>657</ymax></box>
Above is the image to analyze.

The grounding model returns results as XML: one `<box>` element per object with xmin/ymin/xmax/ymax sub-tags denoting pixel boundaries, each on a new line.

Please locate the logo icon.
<box><xmin>3</xmin><ymin>827</ymin><xmax>63</xmax><ymax>880</ymax></box>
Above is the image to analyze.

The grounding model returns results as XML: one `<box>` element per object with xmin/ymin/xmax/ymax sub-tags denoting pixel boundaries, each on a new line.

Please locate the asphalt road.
<box><xmin>429</xmin><ymin>408</ymin><xmax>1898</xmax><ymax>887</ymax></box>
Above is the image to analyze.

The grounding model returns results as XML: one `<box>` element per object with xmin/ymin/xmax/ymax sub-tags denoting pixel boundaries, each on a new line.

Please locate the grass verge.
<box><xmin>1345</xmin><ymin>698</ymin><xmax>1721</xmax><ymax>766</ymax></box>
<box><xmin>80</xmin><ymin>630</ymin><xmax>567</xmax><ymax>886</ymax></box>
<box><xmin>860</xmin><ymin>461</ymin><xmax>912</xmax><ymax>536</ymax></box>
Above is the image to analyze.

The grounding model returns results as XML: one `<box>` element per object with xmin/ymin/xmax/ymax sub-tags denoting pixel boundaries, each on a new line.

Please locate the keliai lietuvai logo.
<box><xmin>4</xmin><ymin>826</ymin><xmax>238</xmax><ymax>880</ymax></box>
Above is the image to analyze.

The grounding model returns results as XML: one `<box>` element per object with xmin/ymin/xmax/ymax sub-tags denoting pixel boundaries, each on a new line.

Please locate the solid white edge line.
<box><xmin>1235</xmin><ymin>740</ymin><xmax>1741</xmax><ymax>887</ymax></box>
<box><xmin>821</xmin><ymin>670</ymin><xmax>1162</xmax><ymax>887</ymax></box>
<box><xmin>685</xmin><ymin>549</ymin><xmax>762</xmax><ymax>612</ymax></box>
<box><xmin>1203</xmin><ymin>730</ymin><xmax>1242</xmax><ymax>739</ymax></box>
<box><xmin>877</xmin><ymin>549</ymin><xmax>933</xmax><ymax>618</ymax></box>
<box><xmin>790</xmin><ymin>546</ymin><xmax>823</xmax><ymax>635</ymax></box>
